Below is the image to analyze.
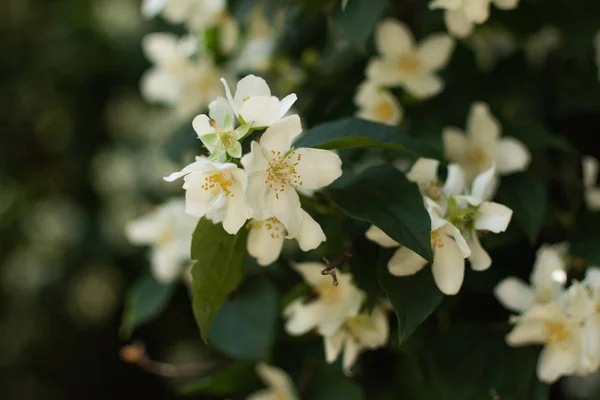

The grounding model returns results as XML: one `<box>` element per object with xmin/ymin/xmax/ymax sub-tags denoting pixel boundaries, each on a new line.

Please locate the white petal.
<box><xmin>470</xmin><ymin>164</ymin><xmax>497</xmax><ymax>202</ymax></box>
<box><xmin>247</xmin><ymin>219</ymin><xmax>285</xmax><ymax>266</ymax></box>
<box><xmin>432</xmin><ymin>234</ymin><xmax>466</xmax><ymax>295</ymax></box>
<box><xmin>164</xmin><ymin>157</ymin><xmax>214</xmax><ymax>182</ymax></box>
<box><xmin>442</xmin><ymin>223</ymin><xmax>471</xmax><ymax>257</ymax></box>
<box><xmin>475</xmin><ymin>202</ymin><xmax>513</xmax><ymax>233</ymax></box>
<box><xmin>293</xmin><ymin>262</ymin><xmax>329</xmax><ymax>288</ymax></box>
<box><xmin>365</xmin><ymin>225</ymin><xmax>399</xmax><ymax>248</ymax></box>
<box><xmin>142</xmin><ymin>0</ymin><xmax>168</xmax><ymax>18</ymax></box>
<box><xmin>142</xmin><ymin>32</ymin><xmax>178</xmax><ymax>64</ymax></box>
<box><xmin>220</xmin><ymin>77</ymin><xmax>240</xmax><ymax>117</ymax></box>
<box><xmin>531</xmin><ymin>246</ymin><xmax>567</xmax><ymax>300</ymax></box>
<box><xmin>295</xmin><ymin>211</ymin><xmax>326</xmax><ymax>251</ymax></box>
<box><xmin>365</xmin><ymin>59</ymin><xmax>405</xmax><ymax>86</ymax></box>
<box><xmin>566</xmin><ymin>282</ymin><xmax>595</xmax><ymax>321</ymax></box>
<box><xmin>255</xmin><ymin>363</ymin><xmax>295</xmax><ymax>393</ymax></box>
<box><xmin>406</xmin><ymin>158</ymin><xmax>440</xmax><ymax>185</ymax></box>
<box><xmin>259</xmin><ymin>114</ymin><xmax>302</xmax><ymax>153</ymax></box>
<box><xmin>375</xmin><ymin>18</ymin><xmax>414</xmax><ymax>59</ymax></box>
<box><xmin>151</xmin><ymin>246</ymin><xmax>184</xmax><ymax>283</ymax></box>
<box><xmin>494</xmin><ymin>277</ymin><xmax>535</xmax><ymax>313</ymax></box>
<box><xmin>125</xmin><ymin>216</ymin><xmax>161</xmax><ymax>244</ymax></box>
<box><xmin>582</xmin><ymin>156</ymin><xmax>599</xmax><ymax>188</ymax></box>
<box><xmin>279</xmin><ymin>94</ymin><xmax>297</xmax><ymax>118</ymax></box>
<box><xmin>221</xmin><ymin>178</ymin><xmax>250</xmax><ymax>235</ymax></box>
<box><xmin>444</xmin><ymin>9</ymin><xmax>475</xmax><ymax>38</ymax></box>
<box><xmin>444</xmin><ymin>163</ymin><xmax>466</xmax><ymax>196</ymax></box>
<box><xmin>293</xmin><ymin>149</ymin><xmax>343</xmax><ymax>190</ymax></box>
<box><xmin>467</xmin><ymin>232</ymin><xmax>492</xmax><ymax>271</ymax></box>
<box><xmin>208</xmin><ymin>96</ymin><xmax>234</xmax><ymax>127</ymax></box>
<box><xmin>181</xmin><ymin>173</ymin><xmax>215</xmax><ymax>217</ymax></box>
<box><xmin>266</xmin><ymin>184</ymin><xmax>303</xmax><ymax>237</ymax></box>
<box><xmin>324</xmin><ymin>330</ymin><xmax>346</xmax><ymax>364</ymax></box>
<box><xmin>537</xmin><ymin>343</ymin><xmax>578</xmax><ymax>383</ymax></box>
<box><xmin>506</xmin><ymin>319</ymin><xmax>548</xmax><ymax>346</ymax></box>
<box><xmin>342</xmin><ymin>338</ymin><xmax>362</xmax><ymax>375</ymax></box>
<box><xmin>233</xmin><ymin>74</ymin><xmax>272</xmax><ymax>109</ymax></box>
<box><xmin>416</xmin><ymin>34</ymin><xmax>455</xmax><ymax>71</ymax></box>
<box><xmin>354</xmin><ymin>84</ymin><xmax>403</xmax><ymax>125</ymax></box>
<box><xmin>585</xmin><ymin>188</ymin><xmax>600</xmax><ymax>211</ymax></box>
<box><xmin>493</xmin><ymin>137</ymin><xmax>531</xmax><ymax>175</ymax></box>
<box><xmin>192</xmin><ymin>114</ymin><xmax>216</xmax><ymax>137</ymax></box>
<box><xmin>493</xmin><ymin>0</ymin><xmax>520</xmax><ymax>9</ymax></box>
<box><xmin>388</xmin><ymin>246</ymin><xmax>428</xmax><ymax>276</ymax></box>
<box><xmin>464</xmin><ymin>0</ymin><xmax>491</xmax><ymax>23</ymax></box>
<box><xmin>402</xmin><ymin>72</ymin><xmax>444</xmax><ymax>99</ymax></box>
<box><xmin>443</xmin><ymin>127</ymin><xmax>468</xmax><ymax>164</ymax></box>
<box><xmin>140</xmin><ymin>69</ymin><xmax>179</xmax><ymax>104</ymax></box>
<box><xmin>240</xmin><ymin>96</ymin><xmax>281</xmax><ymax>127</ymax></box>
<box><xmin>467</xmin><ymin>102</ymin><xmax>501</xmax><ymax>147</ymax></box>
<box><xmin>429</xmin><ymin>0</ymin><xmax>462</xmax><ymax>10</ymax></box>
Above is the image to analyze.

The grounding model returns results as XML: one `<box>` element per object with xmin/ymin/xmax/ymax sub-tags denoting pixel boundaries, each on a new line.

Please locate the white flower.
<box><xmin>366</xmin><ymin>19</ymin><xmax>455</xmax><ymax>99</ymax></box>
<box><xmin>495</xmin><ymin>243</ymin><xmax>569</xmax><ymax>313</ymax></box>
<box><xmin>247</xmin><ymin>363</ymin><xmax>299</xmax><ymax>400</ymax></box>
<box><xmin>324</xmin><ymin>305</ymin><xmax>389</xmax><ymax>375</ymax></box>
<box><xmin>247</xmin><ymin>211</ymin><xmax>326</xmax><ymax>266</ymax></box>
<box><xmin>241</xmin><ymin>115</ymin><xmax>342</xmax><ymax>237</ymax></box>
<box><xmin>221</xmin><ymin>74</ymin><xmax>297</xmax><ymax>127</ymax></box>
<box><xmin>164</xmin><ymin>157</ymin><xmax>251</xmax><ymax>234</ymax></box>
<box><xmin>583</xmin><ymin>156</ymin><xmax>600</xmax><ymax>211</ymax></box>
<box><xmin>524</xmin><ymin>25</ymin><xmax>562</xmax><ymax>69</ymax></box>
<box><xmin>404</xmin><ymin>157</ymin><xmax>466</xmax><ymax>209</ymax></box>
<box><xmin>354</xmin><ymin>81</ymin><xmax>403</xmax><ymax>126</ymax></box>
<box><xmin>429</xmin><ymin>0</ymin><xmax>520</xmax><ymax>38</ymax></box>
<box><xmin>284</xmin><ymin>263</ymin><xmax>366</xmax><ymax>336</ymax></box>
<box><xmin>506</xmin><ymin>300</ymin><xmax>585</xmax><ymax>383</ymax></box>
<box><xmin>192</xmin><ymin>101</ymin><xmax>250</xmax><ymax>161</ymax></box>
<box><xmin>125</xmin><ymin>199</ymin><xmax>198</xmax><ymax>283</ymax></box>
<box><xmin>366</xmin><ymin>202</ymin><xmax>471</xmax><ymax>295</ymax></box>
<box><xmin>451</xmin><ymin>165</ymin><xmax>513</xmax><ymax>271</ymax></box>
<box><xmin>443</xmin><ymin>101</ymin><xmax>531</xmax><ymax>182</ymax></box>
<box><xmin>140</xmin><ymin>33</ymin><xmax>223</xmax><ymax>118</ymax></box>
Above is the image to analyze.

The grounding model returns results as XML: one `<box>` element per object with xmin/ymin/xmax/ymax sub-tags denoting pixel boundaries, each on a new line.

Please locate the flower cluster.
<box><xmin>164</xmin><ymin>75</ymin><xmax>342</xmax><ymax>264</ymax></box>
<box><xmin>495</xmin><ymin>245</ymin><xmax>600</xmax><ymax>383</ymax></box>
<box><xmin>368</xmin><ymin>157</ymin><xmax>513</xmax><ymax>295</ymax></box>
<box><xmin>283</xmin><ymin>262</ymin><xmax>389</xmax><ymax>374</ymax></box>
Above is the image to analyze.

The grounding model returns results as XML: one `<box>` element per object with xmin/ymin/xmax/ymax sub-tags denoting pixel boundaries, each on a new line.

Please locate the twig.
<box><xmin>321</xmin><ymin>251</ymin><xmax>352</xmax><ymax>286</ymax></box>
<box><xmin>120</xmin><ymin>341</ymin><xmax>229</xmax><ymax>379</ymax></box>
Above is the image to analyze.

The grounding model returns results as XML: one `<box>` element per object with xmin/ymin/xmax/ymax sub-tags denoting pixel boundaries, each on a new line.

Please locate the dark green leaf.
<box><xmin>119</xmin><ymin>274</ymin><xmax>176</xmax><ymax>339</ymax></box>
<box><xmin>378</xmin><ymin>260</ymin><xmax>443</xmax><ymax>342</ymax></box>
<box><xmin>326</xmin><ymin>165</ymin><xmax>433</xmax><ymax>261</ymax></box>
<box><xmin>332</xmin><ymin>0</ymin><xmax>388</xmax><ymax>50</ymax></box>
<box><xmin>208</xmin><ymin>276</ymin><xmax>279</xmax><ymax>361</ymax></box>
<box><xmin>503</xmin><ymin>121</ymin><xmax>574</xmax><ymax>153</ymax></box>
<box><xmin>496</xmin><ymin>171</ymin><xmax>547</xmax><ymax>244</ymax></box>
<box><xmin>313</xmin><ymin>379</ymin><xmax>365</xmax><ymax>400</ymax></box>
<box><xmin>175</xmin><ymin>361</ymin><xmax>259</xmax><ymax>396</ymax></box>
<box><xmin>570</xmin><ymin>213</ymin><xmax>600</xmax><ymax>265</ymax></box>
<box><xmin>294</xmin><ymin>118</ymin><xmax>440</xmax><ymax>159</ymax></box>
<box><xmin>191</xmin><ymin>218</ymin><xmax>249</xmax><ymax>342</ymax></box>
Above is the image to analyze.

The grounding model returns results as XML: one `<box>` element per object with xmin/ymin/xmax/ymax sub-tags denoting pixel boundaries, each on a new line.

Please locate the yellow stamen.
<box><xmin>545</xmin><ymin>322</ymin><xmax>569</xmax><ymax>343</ymax></box>
<box><xmin>201</xmin><ymin>171</ymin><xmax>234</xmax><ymax>197</ymax></box>
<box><xmin>265</xmin><ymin>150</ymin><xmax>302</xmax><ymax>200</ymax></box>
<box><xmin>398</xmin><ymin>53</ymin><xmax>420</xmax><ymax>74</ymax></box>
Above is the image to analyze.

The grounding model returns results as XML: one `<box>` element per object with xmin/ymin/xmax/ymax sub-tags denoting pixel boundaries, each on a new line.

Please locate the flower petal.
<box><xmin>375</xmin><ymin>18</ymin><xmax>414</xmax><ymax>59</ymax></box>
<box><xmin>295</xmin><ymin>210</ymin><xmax>326</xmax><ymax>251</ymax></box>
<box><xmin>259</xmin><ymin>114</ymin><xmax>303</xmax><ymax>154</ymax></box>
<box><xmin>342</xmin><ymin>338</ymin><xmax>361</xmax><ymax>375</ymax></box>
<box><xmin>365</xmin><ymin>225</ymin><xmax>399</xmax><ymax>248</ymax></box>
<box><xmin>582</xmin><ymin>156</ymin><xmax>599</xmax><ymax>188</ymax></box>
<box><xmin>247</xmin><ymin>219</ymin><xmax>285</xmax><ymax>266</ymax></box>
<box><xmin>365</xmin><ymin>59</ymin><xmax>405</xmax><ymax>86</ymax></box>
<box><xmin>293</xmin><ymin>148</ymin><xmax>343</xmax><ymax>190</ymax></box>
<box><xmin>467</xmin><ymin>102</ymin><xmax>500</xmax><ymax>146</ymax></box>
<box><xmin>432</xmin><ymin>234</ymin><xmax>466</xmax><ymax>295</ymax></box>
<box><xmin>293</xmin><ymin>262</ymin><xmax>329</xmax><ymax>288</ymax></box>
<box><xmin>388</xmin><ymin>246</ymin><xmax>428</xmax><ymax>276</ymax></box>
<box><xmin>470</xmin><ymin>164</ymin><xmax>497</xmax><ymax>202</ymax></box>
<box><xmin>220</xmin><ymin>77</ymin><xmax>240</xmax><ymax>116</ymax></box>
<box><xmin>443</xmin><ymin>127</ymin><xmax>468</xmax><ymax>164</ymax></box>
<box><xmin>279</xmin><ymin>93</ymin><xmax>297</xmax><ymax>118</ymax></box>
<box><xmin>537</xmin><ymin>342</ymin><xmax>578</xmax><ymax>383</ymax></box>
<box><xmin>151</xmin><ymin>245</ymin><xmax>184</xmax><ymax>283</ymax></box>
<box><xmin>467</xmin><ymin>231</ymin><xmax>492</xmax><ymax>271</ymax></box>
<box><xmin>324</xmin><ymin>330</ymin><xmax>346</xmax><ymax>364</ymax></box>
<box><xmin>406</xmin><ymin>158</ymin><xmax>440</xmax><ymax>185</ymax></box>
<box><xmin>403</xmin><ymin>72</ymin><xmax>444</xmax><ymax>99</ymax></box>
<box><xmin>493</xmin><ymin>0</ymin><xmax>520</xmax><ymax>9</ymax></box>
<box><xmin>255</xmin><ymin>363</ymin><xmax>296</xmax><ymax>394</ymax></box>
<box><xmin>494</xmin><ymin>277</ymin><xmax>535</xmax><ymax>313</ymax></box>
<box><xmin>240</xmin><ymin>96</ymin><xmax>282</xmax><ymax>127</ymax></box>
<box><xmin>464</xmin><ymin>0</ymin><xmax>491</xmax><ymax>23</ymax></box>
<box><xmin>140</xmin><ymin>69</ymin><xmax>179</xmax><ymax>104</ymax></box>
<box><xmin>475</xmin><ymin>201</ymin><xmax>513</xmax><ymax>233</ymax></box>
<box><xmin>506</xmin><ymin>318</ymin><xmax>548</xmax><ymax>346</ymax></box>
<box><xmin>266</xmin><ymin>182</ymin><xmax>303</xmax><ymax>237</ymax></box>
<box><xmin>208</xmin><ymin>96</ymin><xmax>234</xmax><ymax>127</ymax></box>
<box><xmin>142</xmin><ymin>32</ymin><xmax>178</xmax><ymax>64</ymax></box>
<box><xmin>493</xmin><ymin>137</ymin><xmax>531</xmax><ymax>175</ymax></box>
<box><xmin>233</xmin><ymin>74</ymin><xmax>271</xmax><ymax>109</ymax></box>
<box><xmin>181</xmin><ymin>173</ymin><xmax>215</xmax><ymax>217</ymax></box>
<box><xmin>444</xmin><ymin>9</ymin><xmax>475</xmax><ymax>38</ymax></box>
<box><xmin>164</xmin><ymin>157</ymin><xmax>213</xmax><ymax>182</ymax></box>
<box><xmin>416</xmin><ymin>33</ymin><xmax>455</xmax><ymax>71</ymax></box>
<box><xmin>444</xmin><ymin>163</ymin><xmax>466</xmax><ymax>196</ymax></box>
<box><xmin>192</xmin><ymin>114</ymin><xmax>216</xmax><ymax>137</ymax></box>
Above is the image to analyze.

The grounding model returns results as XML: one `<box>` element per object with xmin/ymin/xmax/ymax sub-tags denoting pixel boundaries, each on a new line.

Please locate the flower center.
<box><xmin>420</xmin><ymin>181</ymin><xmax>444</xmax><ymax>202</ymax></box>
<box><xmin>157</xmin><ymin>228</ymin><xmax>174</xmax><ymax>246</ymax></box>
<box><xmin>545</xmin><ymin>322</ymin><xmax>569</xmax><ymax>344</ymax></box>
<box><xmin>398</xmin><ymin>53</ymin><xmax>420</xmax><ymax>74</ymax></box>
<box><xmin>201</xmin><ymin>171</ymin><xmax>234</xmax><ymax>197</ymax></box>
<box><xmin>218</xmin><ymin>131</ymin><xmax>237</xmax><ymax>149</ymax></box>
<box><xmin>315</xmin><ymin>279</ymin><xmax>341</xmax><ymax>304</ymax></box>
<box><xmin>265</xmin><ymin>150</ymin><xmax>303</xmax><ymax>199</ymax></box>
<box><xmin>252</xmin><ymin>217</ymin><xmax>285</xmax><ymax>239</ymax></box>
<box><xmin>375</xmin><ymin>100</ymin><xmax>395</xmax><ymax>121</ymax></box>
<box><xmin>431</xmin><ymin>230</ymin><xmax>444</xmax><ymax>249</ymax></box>
<box><xmin>467</xmin><ymin>146</ymin><xmax>491</xmax><ymax>172</ymax></box>
<box><xmin>274</xmin><ymin>391</ymin><xmax>288</xmax><ymax>400</ymax></box>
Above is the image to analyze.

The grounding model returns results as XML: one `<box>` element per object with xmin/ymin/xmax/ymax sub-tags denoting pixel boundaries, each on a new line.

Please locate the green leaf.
<box><xmin>311</xmin><ymin>364</ymin><xmax>365</xmax><ymax>400</ymax></box>
<box><xmin>326</xmin><ymin>165</ymin><xmax>433</xmax><ymax>262</ymax></box>
<box><xmin>495</xmin><ymin>171</ymin><xmax>548</xmax><ymax>244</ymax></box>
<box><xmin>341</xmin><ymin>0</ymin><xmax>349</xmax><ymax>10</ymax></box>
<box><xmin>503</xmin><ymin>122</ymin><xmax>574</xmax><ymax>154</ymax></box>
<box><xmin>191</xmin><ymin>218</ymin><xmax>249</xmax><ymax>342</ymax></box>
<box><xmin>378</xmin><ymin>260</ymin><xmax>443</xmax><ymax>342</ymax></box>
<box><xmin>570</xmin><ymin>212</ymin><xmax>600</xmax><ymax>265</ymax></box>
<box><xmin>119</xmin><ymin>274</ymin><xmax>176</xmax><ymax>339</ymax></box>
<box><xmin>208</xmin><ymin>276</ymin><xmax>279</xmax><ymax>361</ymax></box>
<box><xmin>294</xmin><ymin>118</ymin><xmax>440</xmax><ymax>159</ymax></box>
<box><xmin>332</xmin><ymin>0</ymin><xmax>388</xmax><ymax>50</ymax></box>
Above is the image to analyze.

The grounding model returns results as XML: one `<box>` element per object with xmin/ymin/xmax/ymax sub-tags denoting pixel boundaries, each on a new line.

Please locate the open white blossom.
<box><xmin>443</xmin><ymin>101</ymin><xmax>531</xmax><ymax>182</ymax></box>
<box><xmin>241</xmin><ymin>115</ymin><xmax>342</xmax><ymax>237</ymax></box>
<box><xmin>495</xmin><ymin>243</ymin><xmax>569</xmax><ymax>313</ymax></box>
<box><xmin>125</xmin><ymin>199</ymin><xmax>198</xmax><ymax>283</ymax></box>
<box><xmin>404</xmin><ymin>157</ymin><xmax>466</xmax><ymax>210</ymax></box>
<box><xmin>324</xmin><ymin>305</ymin><xmax>389</xmax><ymax>375</ymax></box>
<box><xmin>284</xmin><ymin>263</ymin><xmax>365</xmax><ymax>336</ymax></box>
<box><xmin>221</xmin><ymin>74</ymin><xmax>297</xmax><ymax>127</ymax></box>
<box><xmin>164</xmin><ymin>157</ymin><xmax>251</xmax><ymax>234</ymax></box>
<box><xmin>366</xmin><ymin>19</ymin><xmax>455</xmax><ymax>99</ymax></box>
<box><xmin>140</xmin><ymin>33</ymin><xmax>223</xmax><ymax>118</ymax></box>
<box><xmin>354</xmin><ymin>81</ymin><xmax>403</xmax><ymax>126</ymax></box>
<box><xmin>583</xmin><ymin>156</ymin><xmax>600</xmax><ymax>211</ymax></box>
<box><xmin>247</xmin><ymin>210</ymin><xmax>326</xmax><ymax>266</ymax></box>
<box><xmin>247</xmin><ymin>363</ymin><xmax>298</xmax><ymax>400</ymax></box>
<box><xmin>429</xmin><ymin>0</ymin><xmax>521</xmax><ymax>38</ymax></box>
<box><xmin>366</xmin><ymin>202</ymin><xmax>471</xmax><ymax>295</ymax></box>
